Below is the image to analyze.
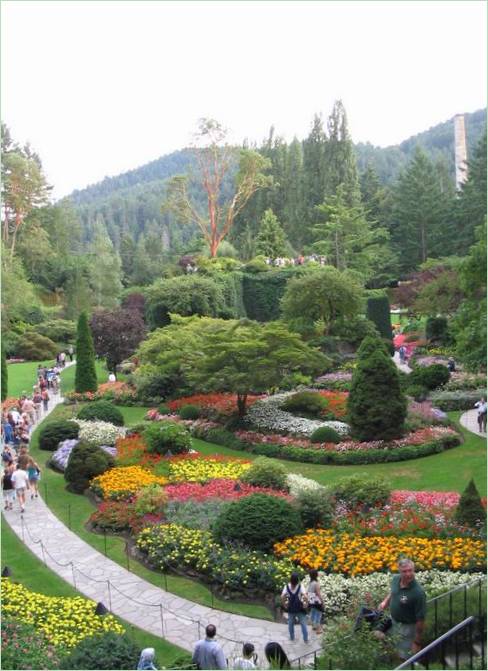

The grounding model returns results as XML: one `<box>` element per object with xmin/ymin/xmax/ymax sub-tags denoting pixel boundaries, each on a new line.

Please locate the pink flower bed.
<box><xmin>164</xmin><ymin>478</ymin><xmax>292</xmax><ymax>502</ymax></box>
<box><xmin>391</xmin><ymin>490</ymin><xmax>487</xmax><ymax>509</ymax></box>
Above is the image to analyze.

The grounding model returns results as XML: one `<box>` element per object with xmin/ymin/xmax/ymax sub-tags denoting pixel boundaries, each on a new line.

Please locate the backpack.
<box><xmin>286</xmin><ymin>584</ymin><xmax>308</xmax><ymax>613</ymax></box>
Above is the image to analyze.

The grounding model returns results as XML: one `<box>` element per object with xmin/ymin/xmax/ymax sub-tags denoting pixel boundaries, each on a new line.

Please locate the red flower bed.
<box><xmin>167</xmin><ymin>393</ymin><xmax>264</xmax><ymax>415</ymax></box>
<box><xmin>316</xmin><ymin>390</ymin><xmax>348</xmax><ymax>418</ymax></box>
<box><xmin>115</xmin><ymin>435</ymin><xmax>163</xmax><ymax>468</ymax></box>
<box><xmin>164</xmin><ymin>478</ymin><xmax>292</xmax><ymax>502</ymax></box>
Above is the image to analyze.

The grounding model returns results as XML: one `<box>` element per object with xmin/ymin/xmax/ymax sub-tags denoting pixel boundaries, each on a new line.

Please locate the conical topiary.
<box><xmin>454</xmin><ymin>479</ymin><xmax>486</xmax><ymax>529</ymax></box>
<box><xmin>74</xmin><ymin>312</ymin><xmax>98</xmax><ymax>393</ymax></box>
<box><xmin>348</xmin><ymin>335</ymin><xmax>407</xmax><ymax>441</ymax></box>
<box><xmin>1</xmin><ymin>343</ymin><xmax>7</xmax><ymax>401</ymax></box>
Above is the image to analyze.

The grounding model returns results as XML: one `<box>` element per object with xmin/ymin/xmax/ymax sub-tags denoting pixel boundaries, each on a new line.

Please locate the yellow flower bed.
<box><xmin>274</xmin><ymin>530</ymin><xmax>486</xmax><ymax>575</ymax></box>
<box><xmin>168</xmin><ymin>456</ymin><xmax>251</xmax><ymax>483</ymax></box>
<box><xmin>91</xmin><ymin>466</ymin><xmax>167</xmax><ymax>500</ymax></box>
<box><xmin>1</xmin><ymin>579</ymin><xmax>124</xmax><ymax>648</ymax></box>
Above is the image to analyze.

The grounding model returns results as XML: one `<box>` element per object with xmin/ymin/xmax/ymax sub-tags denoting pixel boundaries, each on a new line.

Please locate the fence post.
<box><xmin>71</xmin><ymin>562</ymin><xmax>77</xmax><ymax>589</ymax></box>
<box><xmin>107</xmin><ymin>580</ymin><xmax>112</xmax><ymax>612</ymax></box>
<box><xmin>159</xmin><ymin>604</ymin><xmax>165</xmax><ymax>637</ymax></box>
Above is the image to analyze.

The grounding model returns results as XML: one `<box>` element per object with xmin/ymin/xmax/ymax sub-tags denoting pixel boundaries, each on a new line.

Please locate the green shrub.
<box><xmin>425</xmin><ymin>316</ymin><xmax>450</xmax><ymax>344</ymax></box>
<box><xmin>59</xmin><ymin>631</ymin><xmax>139</xmax><ymax>670</ymax></box>
<box><xmin>453</xmin><ymin>479</ymin><xmax>487</xmax><ymax>529</ymax></box>
<box><xmin>429</xmin><ymin>388</ymin><xmax>486</xmax><ymax>411</ymax></box>
<box><xmin>366</xmin><ymin>295</ymin><xmax>392</xmax><ymax>342</ymax></box>
<box><xmin>143</xmin><ymin>421</ymin><xmax>191</xmax><ymax>455</ymax></box>
<box><xmin>134</xmin><ymin>484</ymin><xmax>168</xmax><ymax>516</ymax></box>
<box><xmin>74</xmin><ymin>312</ymin><xmax>98</xmax><ymax>393</ymax></box>
<box><xmin>16</xmin><ymin>332</ymin><xmax>58</xmax><ymax>360</ymax></box>
<box><xmin>64</xmin><ymin>441</ymin><xmax>114</xmax><ymax>493</ymax></box>
<box><xmin>296</xmin><ymin>488</ymin><xmax>335</xmax><ymax>528</ymax></box>
<box><xmin>310</xmin><ymin>426</ymin><xmax>341</xmax><ymax>443</ymax></box>
<box><xmin>36</xmin><ymin>318</ymin><xmax>76</xmax><ymax>343</ymax></box>
<box><xmin>165</xmin><ymin>499</ymin><xmax>228</xmax><ymax>530</ymax></box>
<box><xmin>406</xmin><ymin>384</ymin><xmax>429</xmax><ymax>402</ymax></box>
<box><xmin>240</xmin><ymin>456</ymin><xmax>289</xmax><ymax>491</ymax></box>
<box><xmin>410</xmin><ymin>364</ymin><xmax>450</xmax><ymax>391</ymax></box>
<box><xmin>279</xmin><ymin>372</ymin><xmax>313</xmax><ymax>390</ymax></box>
<box><xmin>212</xmin><ymin>493</ymin><xmax>303</xmax><ymax>551</ymax></box>
<box><xmin>77</xmin><ymin>400</ymin><xmax>125</xmax><ymax>426</ymax></box>
<box><xmin>158</xmin><ymin>403</ymin><xmax>171</xmax><ymax>415</ymax></box>
<box><xmin>281</xmin><ymin>391</ymin><xmax>328</xmax><ymax>416</ymax></box>
<box><xmin>348</xmin><ymin>336</ymin><xmax>407</xmax><ymax>441</ymax></box>
<box><xmin>1</xmin><ymin>618</ymin><xmax>62</xmax><ymax>670</ymax></box>
<box><xmin>178</xmin><ymin>404</ymin><xmax>200</xmax><ymax>420</ymax></box>
<box><xmin>332</xmin><ymin>475</ymin><xmax>391</xmax><ymax>509</ymax></box>
<box><xmin>38</xmin><ymin>419</ymin><xmax>80</xmax><ymax>451</ymax></box>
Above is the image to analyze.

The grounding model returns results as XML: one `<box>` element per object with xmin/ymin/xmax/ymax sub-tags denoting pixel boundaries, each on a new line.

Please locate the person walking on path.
<box><xmin>68</xmin><ymin>344</ymin><xmax>74</xmax><ymax>362</ymax></box>
<box><xmin>26</xmin><ymin>457</ymin><xmax>41</xmax><ymax>499</ymax></box>
<box><xmin>11</xmin><ymin>464</ymin><xmax>30</xmax><ymax>513</ymax></box>
<box><xmin>281</xmin><ymin>572</ymin><xmax>309</xmax><ymax>643</ymax></box>
<box><xmin>233</xmin><ymin>643</ymin><xmax>257</xmax><ymax>669</ymax></box>
<box><xmin>377</xmin><ymin>558</ymin><xmax>426</xmax><ymax>661</ymax></box>
<box><xmin>41</xmin><ymin>388</ymin><xmax>50</xmax><ymax>413</ymax></box>
<box><xmin>306</xmin><ymin>569</ymin><xmax>324</xmax><ymax>634</ymax></box>
<box><xmin>474</xmin><ymin>397</ymin><xmax>487</xmax><ymax>433</ymax></box>
<box><xmin>137</xmin><ymin>647</ymin><xmax>158</xmax><ymax>670</ymax></box>
<box><xmin>192</xmin><ymin>624</ymin><xmax>227</xmax><ymax>669</ymax></box>
<box><xmin>2</xmin><ymin>463</ymin><xmax>15</xmax><ymax>510</ymax></box>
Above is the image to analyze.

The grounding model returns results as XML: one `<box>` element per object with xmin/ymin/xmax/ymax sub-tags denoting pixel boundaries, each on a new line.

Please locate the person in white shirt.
<box><xmin>10</xmin><ymin>408</ymin><xmax>21</xmax><ymax>425</ymax></box>
<box><xmin>233</xmin><ymin>643</ymin><xmax>257</xmax><ymax>670</ymax></box>
<box><xmin>108</xmin><ymin>372</ymin><xmax>116</xmax><ymax>383</ymax></box>
<box><xmin>11</xmin><ymin>466</ymin><xmax>29</xmax><ymax>513</ymax></box>
<box><xmin>474</xmin><ymin>397</ymin><xmax>487</xmax><ymax>433</ymax></box>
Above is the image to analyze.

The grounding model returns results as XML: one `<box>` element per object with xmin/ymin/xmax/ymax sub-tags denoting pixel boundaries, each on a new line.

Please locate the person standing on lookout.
<box><xmin>192</xmin><ymin>624</ymin><xmax>227</xmax><ymax>670</ymax></box>
<box><xmin>378</xmin><ymin>558</ymin><xmax>426</xmax><ymax>661</ymax></box>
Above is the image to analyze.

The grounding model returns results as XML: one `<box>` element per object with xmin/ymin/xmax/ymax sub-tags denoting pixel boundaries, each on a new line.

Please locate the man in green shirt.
<box><xmin>378</xmin><ymin>558</ymin><xmax>427</xmax><ymax>660</ymax></box>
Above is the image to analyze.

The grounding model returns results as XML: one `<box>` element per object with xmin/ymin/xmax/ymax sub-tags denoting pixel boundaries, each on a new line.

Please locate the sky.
<box><xmin>1</xmin><ymin>0</ymin><xmax>486</xmax><ymax>199</ymax></box>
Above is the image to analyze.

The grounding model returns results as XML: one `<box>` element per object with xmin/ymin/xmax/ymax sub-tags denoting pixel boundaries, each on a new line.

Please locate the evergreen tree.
<box><xmin>255</xmin><ymin>209</ymin><xmax>289</xmax><ymax>257</ymax></box>
<box><xmin>302</xmin><ymin>114</ymin><xmax>328</xmax><ymax>239</ymax></box>
<box><xmin>283</xmin><ymin>137</ymin><xmax>306</xmax><ymax>249</ymax></box>
<box><xmin>454</xmin><ymin>132</ymin><xmax>487</xmax><ymax>254</ymax></box>
<box><xmin>347</xmin><ymin>335</ymin><xmax>407</xmax><ymax>441</ymax></box>
<box><xmin>74</xmin><ymin>311</ymin><xmax>98</xmax><ymax>393</ymax></box>
<box><xmin>366</xmin><ymin>295</ymin><xmax>392</xmax><ymax>343</ymax></box>
<box><xmin>324</xmin><ymin>100</ymin><xmax>361</xmax><ymax>206</ymax></box>
<box><xmin>453</xmin><ymin>479</ymin><xmax>486</xmax><ymax>528</ymax></box>
<box><xmin>63</xmin><ymin>263</ymin><xmax>93</xmax><ymax>320</ymax></box>
<box><xmin>1</xmin><ymin>343</ymin><xmax>7</xmax><ymax>401</ymax></box>
<box><xmin>88</xmin><ymin>219</ymin><xmax>122</xmax><ymax>308</ymax></box>
<box><xmin>119</xmin><ymin>233</ymin><xmax>136</xmax><ymax>285</ymax></box>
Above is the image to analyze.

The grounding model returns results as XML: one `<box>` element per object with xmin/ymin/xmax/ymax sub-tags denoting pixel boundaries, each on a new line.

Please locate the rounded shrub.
<box><xmin>281</xmin><ymin>391</ymin><xmax>328</xmax><ymax>416</ymax></box>
<box><xmin>410</xmin><ymin>364</ymin><xmax>450</xmax><ymax>391</ymax></box>
<box><xmin>310</xmin><ymin>426</ymin><xmax>341</xmax><ymax>444</ymax></box>
<box><xmin>16</xmin><ymin>332</ymin><xmax>58</xmax><ymax>360</ymax></box>
<box><xmin>59</xmin><ymin>631</ymin><xmax>139</xmax><ymax>670</ymax></box>
<box><xmin>212</xmin><ymin>493</ymin><xmax>303</xmax><ymax>552</ymax></box>
<box><xmin>406</xmin><ymin>384</ymin><xmax>429</xmax><ymax>402</ymax></box>
<box><xmin>143</xmin><ymin>421</ymin><xmax>191</xmax><ymax>455</ymax></box>
<box><xmin>39</xmin><ymin>419</ymin><xmax>80</xmax><ymax>451</ymax></box>
<box><xmin>179</xmin><ymin>404</ymin><xmax>200</xmax><ymax>420</ymax></box>
<box><xmin>64</xmin><ymin>441</ymin><xmax>115</xmax><ymax>493</ymax></box>
<box><xmin>332</xmin><ymin>475</ymin><xmax>391</xmax><ymax>509</ymax></box>
<box><xmin>158</xmin><ymin>403</ymin><xmax>171</xmax><ymax>415</ymax></box>
<box><xmin>296</xmin><ymin>488</ymin><xmax>335</xmax><ymax>528</ymax></box>
<box><xmin>240</xmin><ymin>456</ymin><xmax>289</xmax><ymax>491</ymax></box>
<box><xmin>77</xmin><ymin>400</ymin><xmax>124</xmax><ymax>426</ymax></box>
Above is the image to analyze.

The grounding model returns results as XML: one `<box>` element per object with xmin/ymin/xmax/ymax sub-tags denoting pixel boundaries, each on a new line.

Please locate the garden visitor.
<box><xmin>307</xmin><ymin>569</ymin><xmax>324</xmax><ymax>634</ymax></box>
<box><xmin>10</xmin><ymin>406</ymin><xmax>21</xmax><ymax>426</ymax></box>
<box><xmin>281</xmin><ymin>571</ymin><xmax>309</xmax><ymax>643</ymax></box>
<box><xmin>68</xmin><ymin>344</ymin><xmax>74</xmax><ymax>361</ymax></box>
<box><xmin>59</xmin><ymin>351</ymin><xmax>66</xmax><ymax>367</ymax></box>
<box><xmin>264</xmin><ymin>642</ymin><xmax>290</xmax><ymax>669</ymax></box>
<box><xmin>11</xmin><ymin>463</ymin><xmax>30</xmax><ymax>513</ymax></box>
<box><xmin>2</xmin><ymin>462</ymin><xmax>15</xmax><ymax>510</ymax></box>
<box><xmin>26</xmin><ymin>457</ymin><xmax>41</xmax><ymax>499</ymax></box>
<box><xmin>398</xmin><ymin>345</ymin><xmax>406</xmax><ymax>364</ymax></box>
<box><xmin>192</xmin><ymin>624</ymin><xmax>227</xmax><ymax>670</ymax></box>
<box><xmin>41</xmin><ymin>388</ymin><xmax>50</xmax><ymax>413</ymax></box>
<box><xmin>474</xmin><ymin>397</ymin><xmax>487</xmax><ymax>433</ymax></box>
<box><xmin>2</xmin><ymin>418</ymin><xmax>14</xmax><ymax>446</ymax></box>
<box><xmin>17</xmin><ymin>446</ymin><xmax>30</xmax><ymax>470</ymax></box>
<box><xmin>377</xmin><ymin>558</ymin><xmax>426</xmax><ymax>661</ymax></box>
<box><xmin>447</xmin><ymin>357</ymin><xmax>456</xmax><ymax>372</ymax></box>
<box><xmin>22</xmin><ymin>396</ymin><xmax>36</xmax><ymax>425</ymax></box>
<box><xmin>108</xmin><ymin>372</ymin><xmax>116</xmax><ymax>383</ymax></box>
<box><xmin>233</xmin><ymin>642</ymin><xmax>257</xmax><ymax>669</ymax></box>
<box><xmin>137</xmin><ymin>647</ymin><xmax>158</xmax><ymax>670</ymax></box>
<box><xmin>32</xmin><ymin>388</ymin><xmax>43</xmax><ymax>422</ymax></box>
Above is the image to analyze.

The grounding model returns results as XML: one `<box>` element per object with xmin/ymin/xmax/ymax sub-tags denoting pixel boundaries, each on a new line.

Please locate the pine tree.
<box><xmin>1</xmin><ymin>344</ymin><xmax>7</xmax><ymax>401</ymax></box>
<box><xmin>453</xmin><ymin>479</ymin><xmax>486</xmax><ymax>528</ymax></box>
<box><xmin>347</xmin><ymin>335</ymin><xmax>407</xmax><ymax>441</ymax></box>
<box><xmin>302</xmin><ymin>114</ymin><xmax>328</xmax><ymax>237</ymax></box>
<box><xmin>88</xmin><ymin>219</ymin><xmax>122</xmax><ymax>308</ymax></box>
<box><xmin>255</xmin><ymin>209</ymin><xmax>289</xmax><ymax>257</ymax></box>
<box><xmin>325</xmin><ymin>100</ymin><xmax>361</xmax><ymax>206</ymax></box>
<box><xmin>74</xmin><ymin>312</ymin><xmax>98</xmax><ymax>393</ymax></box>
<box><xmin>455</xmin><ymin>132</ymin><xmax>487</xmax><ymax>254</ymax></box>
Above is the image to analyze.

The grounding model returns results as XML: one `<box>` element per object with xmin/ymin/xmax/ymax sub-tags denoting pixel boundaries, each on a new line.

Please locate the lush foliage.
<box><xmin>16</xmin><ymin>331</ymin><xmax>58</xmax><ymax>360</ymax></box>
<box><xmin>77</xmin><ymin>400</ymin><xmax>125</xmax><ymax>426</ymax></box>
<box><xmin>332</xmin><ymin>475</ymin><xmax>391</xmax><ymax>508</ymax></box>
<box><xmin>74</xmin><ymin>312</ymin><xmax>98</xmax><ymax>393</ymax></box>
<box><xmin>39</xmin><ymin>419</ymin><xmax>80</xmax><ymax>451</ymax></box>
<box><xmin>143</xmin><ymin>421</ymin><xmax>191</xmax><ymax>455</ymax></box>
<box><xmin>64</xmin><ymin>441</ymin><xmax>115</xmax><ymax>493</ymax></box>
<box><xmin>167</xmin><ymin>393</ymin><xmax>263</xmax><ymax>416</ymax></box>
<box><xmin>310</xmin><ymin>425</ymin><xmax>341</xmax><ymax>443</ymax></box>
<box><xmin>366</xmin><ymin>295</ymin><xmax>392</xmax><ymax>342</ymax></box>
<box><xmin>240</xmin><ymin>456</ymin><xmax>289</xmax><ymax>491</ymax></box>
<box><xmin>212</xmin><ymin>493</ymin><xmax>303</xmax><ymax>552</ymax></box>
<box><xmin>295</xmin><ymin>488</ymin><xmax>335</xmax><ymax>528</ymax></box>
<box><xmin>178</xmin><ymin>404</ymin><xmax>200</xmax><ymax>420</ymax></box>
<box><xmin>454</xmin><ymin>479</ymin><xmax>487</xmax><ymax>529</ymax></box>
<box><xmin>89</xmin><ymin>308</ymin><xmax>145</xmax><ymax>371</ymax></box>
<box><xmin>409</xmin><ymin>363</ymin><xmax>450</xmax><ymax>391</ymax></box>
<box><xmin>90</xmin><ymin>466</ymin><xmax>167</xmax><ymax>500</ymax></box>
<box><xmin>1</xmin><ymin>618</ymin><xmax>63</xmax><ymax>670</ymax></box>
<box><xmin>281</xmin><ymin>390</ymin><xmax>328</xmax><ymax>415</ymax></box>
<box><xmin>59</xmin><ymin>631</ymin><xmax>140</xmax><ymax>670</ymax></box>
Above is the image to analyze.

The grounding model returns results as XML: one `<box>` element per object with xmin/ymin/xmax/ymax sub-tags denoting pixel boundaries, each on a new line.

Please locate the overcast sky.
<box><xmin>2</xmin><ymin>0</ymin><xmax>486</xmax><ymax>199</ymax></box>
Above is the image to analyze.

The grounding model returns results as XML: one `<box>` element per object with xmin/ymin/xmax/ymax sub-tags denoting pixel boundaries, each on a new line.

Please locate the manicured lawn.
<box><xmin>5</xmin><ymin>359</ymin><xmax>54</xmax><ymax>398</ymax></box>
<box><xmin>0</xmin><ymin>522</ymin><xmax>188</xmax><ymax>666</ymax></box>
<box><xmin>57</xmin><ymin>359</ymin><xmax>109</xmax><ymax>394</ymax></box>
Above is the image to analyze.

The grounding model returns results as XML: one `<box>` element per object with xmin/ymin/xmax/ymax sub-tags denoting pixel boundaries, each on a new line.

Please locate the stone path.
<box><xmin>2</xmin><ymin>363</ymin><xmax>320</xmax><ymax>667</ymax></box>
<box><xmin>460</xmin><ymin>408</ymin><xmax>487</xmax><ymax>438</ymax></box>
<box><xmin>393</xmin><ymin>351</ymin><xmax>412</xmax><ymax>374</ymax></box>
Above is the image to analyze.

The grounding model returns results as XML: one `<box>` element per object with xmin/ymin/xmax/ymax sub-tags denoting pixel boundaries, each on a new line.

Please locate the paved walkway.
<box><xmin>2</xmin><ymin>365</ymin><xmax>319</xmax><ymax>666</ymax></box>
<box><xmin>393</xmin><ymin>351</ymin><xmax>412</xmax><ymax>374</ymax></box>
<box><xmin>460</xmin><ymin>408</ymin><xmax>487</xmax><ymax>438</ymax></box>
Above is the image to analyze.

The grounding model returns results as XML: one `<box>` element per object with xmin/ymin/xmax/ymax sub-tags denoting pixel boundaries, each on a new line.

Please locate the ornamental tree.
<box><xmin>347</xmin><ymin>335</ymin><xmax>407</xmax><ymax>441</ymax></box>
<box><xmin>89</xmin><ymin>308</ymin><xmax>145</xmax><ymax>372</ymax></box>
<box><xmin>74</xmin><ymin>312</ymin><xmax>98</xmax><ymax>393</ymax></box>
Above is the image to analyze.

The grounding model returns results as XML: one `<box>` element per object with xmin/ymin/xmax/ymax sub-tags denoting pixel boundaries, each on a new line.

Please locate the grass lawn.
<box><xmin>0</xmin><ymin>522</ymin><xmax>188</xmax><ymax>666</ymax></box>
<box><xmin>5</xmin><ymin>359</ymin><xmax>54</xmax><ymax>398</ymax></box>
<box><xmin>57</xmin><ymin>359</ymin><xmax>109</xmax><ymax>394</ymax></box>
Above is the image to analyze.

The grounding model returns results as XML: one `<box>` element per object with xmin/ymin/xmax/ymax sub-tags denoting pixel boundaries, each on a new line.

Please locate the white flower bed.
<box><xmin>286</xmin><ymin>473</ymin><xmax>326</xmax><ymax>497</ymax></box>
<box><xmin>75</xmin><ymin>420</ymin><xmax>126</xmax><ymax>447</ymax></box>
<box><xmin>245</xmin><ymin>392</ymin><xmax>349</xmax><ymax>437</ymax></box>
<box><xmin>301</xmin><ymin>570</ymin><xmax>485</xmax><ymax>618</ymax></box>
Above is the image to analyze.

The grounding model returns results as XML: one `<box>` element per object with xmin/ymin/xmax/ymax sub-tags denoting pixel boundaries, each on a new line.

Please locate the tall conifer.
<box><xmin>74</xmin><ymin>312</ymin><xmax>98</xmax><ymax>393</ymax></box>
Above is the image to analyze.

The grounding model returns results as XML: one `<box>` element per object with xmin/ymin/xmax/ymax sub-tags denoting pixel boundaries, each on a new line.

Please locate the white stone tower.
<box><xmin>454</xmin><ymin>114</ymin><xmax>468</xmax><ymax>191</ymax></box>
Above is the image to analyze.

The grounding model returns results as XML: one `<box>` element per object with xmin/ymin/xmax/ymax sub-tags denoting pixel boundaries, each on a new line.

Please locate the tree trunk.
<box><xmin>237</xmin><ymin>394</ymin><xmax>247</xmax><ymax>417</ymax></box>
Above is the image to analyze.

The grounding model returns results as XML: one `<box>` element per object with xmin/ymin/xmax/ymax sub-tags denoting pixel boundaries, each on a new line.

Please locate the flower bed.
<box><xmin>273</xmin><ymin>530</ymin><xmax>486</xmax><ymax>574</ymax></box>
<box><xmin>164</xmin><ymin>478</ymin><xmax>292</xmax><ymax>502</ymax></box>
<box><xmin>64</xmin><ymin>382</ymin><xmax>138</xmax><ymax>405</ymax></box>
<box><xmin>167</xmin><ymin>454</ymin><xmax>251</xmax><ymax>483</ymax></box>
<box><xmin>391</xmin><ymin>490</ymin><xmax>461</xmax><ymax>507</ymax></box>
<box><xmin>167</xmin><ymin>393</ymin><xmax>263</xmax><ymax>416</ymax></box>
<box><xmin>136</xmin><ymin>523</ymin><xmax>297</xmax><ymax>593</ymax></box>
<box><xmin>75</xmin><ymin>420</ymin><xmax>126</xmax><ymax>446</ymax></box>
<box><xmin>90</xmin><ymin>466</ymin><xmax>167</xmax><ymax>500</ymax></box>
<box><xmin>115</xmin><ymin>435</ymin><xmax>164</xmax><ymax>468</ymax></box>
<box><xmin>1</xmin><ymin>579</ymin><xmax>124</xmax><ymax>649</ymax></box>
<box><xmin>51</xmin><ymin>439</ymin><xmax>116</xmax><ymax>471</ymax></box>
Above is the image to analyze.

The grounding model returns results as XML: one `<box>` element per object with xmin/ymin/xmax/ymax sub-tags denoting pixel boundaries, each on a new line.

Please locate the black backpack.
<box><xmin>286</xmin><ymin>584</ymin><xmax>305</xmax><ymax>613</ymax></box>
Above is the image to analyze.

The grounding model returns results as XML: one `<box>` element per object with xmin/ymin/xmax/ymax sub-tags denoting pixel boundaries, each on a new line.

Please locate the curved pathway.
<box><xmin>460</xmin><ymin>408</ymin><xmax>487</xmax><ymax>438</ymax></box>
<box><xmin>2</xmin><ymin>368</ymin><xmax>319</xmax><ymax>666</ymax></box>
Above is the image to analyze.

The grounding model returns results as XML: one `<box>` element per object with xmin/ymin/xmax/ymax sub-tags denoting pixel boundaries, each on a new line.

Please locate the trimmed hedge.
<box><xmin>241</xmin><ymin>268</ymin><xmax>303</xmax><ymax>322</ymax></box>
<box><xmin>77</xmin><ymin>400</ymin><xmax>125</xmax><ymax>426</ymax></box>
<box><xmin>39</xmin><ymin>420</ymin><xmax>80</xmax><ymax>451</ymax></box>
<box><xmin>310</xmin><ymin>426</ymin><xmax>341</xmax><ymax>443</ymax></box>
<box><xmin>193</xmin><ymin>425</ymin><xmax>461</xmax><ymax>465</ymax></box>
<box><xmin>144</xmin><ymin>421</ymin><xmax>191</xmax><ymax>455</ymax></box>
<box><xmin>64</xmin><ymin>441</ymin><xmax>114</xmax><ymax>493</ymax></box>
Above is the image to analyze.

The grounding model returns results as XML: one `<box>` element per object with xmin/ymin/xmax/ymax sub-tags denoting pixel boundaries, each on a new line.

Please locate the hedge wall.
<box><xmin>241</xmin><ymin>268</ymin><xmax>304</xmax><ymax>322</ymax></box>
<box><xmin>215</xmin><ymin>272</ymin><xmax>247</xmax><ymax>319</ymax></box>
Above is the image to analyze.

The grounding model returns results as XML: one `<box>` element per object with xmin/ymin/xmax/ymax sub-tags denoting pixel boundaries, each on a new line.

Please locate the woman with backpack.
<box><xmin>281</xmin><ymin>571</ymin><xmax>309</xmax><ymax>643</ymax></box>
